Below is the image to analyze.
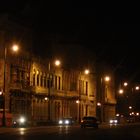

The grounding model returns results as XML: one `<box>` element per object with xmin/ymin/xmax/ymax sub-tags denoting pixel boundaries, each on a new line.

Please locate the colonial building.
<box><xmin>0</xmin><ymin>14</ymin><xmax>116</xmax><ymax>126</ymax></box>
<box><xmin>0</xmin><ymin>50</ymin><xmax>97</xmax><ymax>125</ymax></box>
<box><xmin>29</xmin><ymin>59</ymin><xmax>97</xmax><ymax>125</ymax></box>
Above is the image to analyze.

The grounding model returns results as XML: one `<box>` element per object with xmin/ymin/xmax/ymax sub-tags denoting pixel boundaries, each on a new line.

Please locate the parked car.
<box><xmin>80</xmin><ymin>116</ymin><xmax>99</xmax><ymax>128</ymax></box>
<box><xmin>58</xmin><ymin>117</ymin><xmax>75</xmax><ymax>125</ymax></box>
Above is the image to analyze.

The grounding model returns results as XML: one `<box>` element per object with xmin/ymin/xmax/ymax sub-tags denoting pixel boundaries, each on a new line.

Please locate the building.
<box><xmin>0</xmin><ymin>14</ymin><xmax>116</xmax><ymax>126</ymax></box>
<box><xmin>96</xmin><ymin>64</ymin><xmax>116</xmax><ymax>123</ymax></box>
<box><xmin>0</xmin><ymin>50</ymin><xmax>97</xmax><ymax>125</ymax></box>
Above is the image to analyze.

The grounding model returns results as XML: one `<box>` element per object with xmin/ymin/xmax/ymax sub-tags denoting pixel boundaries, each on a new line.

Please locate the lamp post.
<box><xmin>47</xmin><ymin>60</ymin><xmax>60</xmax><ymax>122</ymax></box>
<box><xmin>100</xmin><ymin>75</ymin><xmax>110</xmax><ymax>123</ymax></box>
<box><xmin>78</xmin><ymin>69</ymin><xmax>89</xmax><ymax>123</ymax></box>
<box><xmin>2</xmin><ymin>44</ymin><xmax>19</xmax><ymax>127</ymax></box>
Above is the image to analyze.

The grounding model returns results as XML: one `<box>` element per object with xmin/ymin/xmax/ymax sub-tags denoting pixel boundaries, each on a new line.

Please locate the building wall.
<box><xmin>0</xmin><ymin>50</ymin><xmax>110</xmax><ymax>125</ymax></box>
<box><xmin>0</xmin><ymin>14</ymin><xmax>116</xmax><ymax>126</ymax></box>
<box><xmin>96</xmin><ymin>73</ymin><xmax>116</xmax><ymax>122</ymax></box>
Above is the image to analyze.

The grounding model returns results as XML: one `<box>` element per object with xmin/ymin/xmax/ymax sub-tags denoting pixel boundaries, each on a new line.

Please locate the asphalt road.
<box><xmin>0</xmin><ymin>123</ymin><xmax>140</xmax><ymax>140</ymax></box>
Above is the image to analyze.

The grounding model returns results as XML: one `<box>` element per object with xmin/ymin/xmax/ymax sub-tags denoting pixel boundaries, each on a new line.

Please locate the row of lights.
<box><xmin>116</xmin><ymin>112</ymin><xmax>140</xmax><ymax>117</ymax></box>
<box><xmin>118</xmin><ymin>82</ymin><xmax>140</xmax><ymax>95</ymax></box>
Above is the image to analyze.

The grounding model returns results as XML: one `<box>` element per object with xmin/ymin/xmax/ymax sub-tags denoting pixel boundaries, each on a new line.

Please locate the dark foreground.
<box><xmin>0</xmin><ymin>123</ymin><xmax>140</xmax><ymax>140</ymax></box>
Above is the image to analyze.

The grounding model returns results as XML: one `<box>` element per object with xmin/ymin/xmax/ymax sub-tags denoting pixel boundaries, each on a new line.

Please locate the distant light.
<box><xmin>19</xmin><ymin>117</ymin><xmax>26</xmax><ymax>123</ymax></box>
<box><xmin>76</xmin><ymin>100</ymin><xmax>80</xmax><ymax>104</ymax></box>
<box><xmin>12</xmin><ymin>44</ymin><xmax>19</xmax><ymax>52</ymax></box>
<box><xmin>65</xmin><ymin>120</ymin><xmax>70</xmax><ymax>124</ymax></box>
<box><xmin>116</xmin><ymin>114</ymin><xmax>120</xmax><ymax>117</ymax></box>
<box><xmin>131</xmin><ymin>112</ymin><xmax>134</xmax><ymax>115</ymax></box>
<box><xmin>136</xmin><ymin>113</ymin><xmax>139</xmax><ymax>116</ymax></box>
<box><xmin>123</xmin><ymin>82</ymin><xmax>128</xmax><ymax>87</ymax></box>
<box><xmin>119</xmin><ymin>89</ymin><xmax>124</xmax><ymax>94</ymax></box>
<box><xmin>109</xmin><ymin>119</ymin><xmax>118</xmax><ymax>124</ymax></box>
<box><xmin>85</xmin><ymin>69</ymin><xmax>90</xmax><ymax>75</ymax></box>
<box><xmin>44</xmin><ymin>97</ymin><xmax>48</xmax><ymax>100</ymax></box>
<box><xmin>59</xmin><ymin>120</ymin><xmax>63</xmax><ymax>124</ymax></box>
<box><xmin>55</xmin><ymin>60</ymin><xmax>61</xmax><ymax>66</ymax></box>
<box><xmin>129</xmin><ymin>106</ymin><xmax>132</xmax><ymax>109</ymax></box>
<box><xmin>135</xmin><ymin>86</ymin><xmax>139</xmax><ymax>90</ymax></box>
<box><xmin>104</xmin><ymin>76</ymin><xmax>110</xmax><ymax>82</ymax></box>
<box><xmin>97</xmin><ymin>102</ymin><xmax>101</xmax><ymax>106</ymax></box>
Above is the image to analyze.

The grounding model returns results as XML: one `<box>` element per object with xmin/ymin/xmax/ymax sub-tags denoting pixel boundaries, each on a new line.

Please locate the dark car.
<box><xmin>58</xmin><ymin>117</ymin><xmax>75</xmax><ymax>125</ymax></box>
<box><xmin>109</xmin><ymin>118</ymin><xmax>118</xmax><ymax>125</ymax></box>
<box><xmin>80</xmin><ymin>116</ymin><xmax>99</xmax><ymax>128</ymax></box>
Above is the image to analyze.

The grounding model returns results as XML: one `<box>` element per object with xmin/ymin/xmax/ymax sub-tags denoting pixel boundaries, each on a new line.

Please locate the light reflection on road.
<box><xmin>58</xmin><ymin>125</ymin><xmax>70</xmax><ymax>134</ymax></box>
<box><xmin>109</xmin><ymin>124</ymin><xmax>118</xmax><ymax>128</ymax></box>
<box><xmin>19</xmin><ymin>128</ymin><xmax>26</xmax><ymax>135</ymax></box>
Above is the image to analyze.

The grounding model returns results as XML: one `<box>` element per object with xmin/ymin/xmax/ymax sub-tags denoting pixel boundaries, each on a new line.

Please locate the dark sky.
<box><xmin>1</xmin><ymin>1</ymin><xmax>140</xmax><ymax>82</ymax></box>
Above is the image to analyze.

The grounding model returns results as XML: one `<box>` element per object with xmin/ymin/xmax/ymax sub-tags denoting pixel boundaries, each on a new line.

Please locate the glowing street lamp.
<box><xmin>48</xmin><ymin>59</ymin><xmax>61</xmax><ymax>121</ymax></box>
<box><xmin>78</xmin><ymin>69</ymin><xmax>90</xmax><ymax>123</ymax></box>
<box><xmin>136</xmin><ymin>112</ymin><xmax>139</xmax><ymax>116</ymax></box>
<box><xmin>119</xmin><ymin>89</ymin><xmax>124</xmax><ymax>95</ymax></box>
<box><xmin>104</xmin><ymin>76</ymin><xmax>110</xmax><ymax>82</ymax></box>
<box><xmin>100</xmin><ymin>75</ymin><xmax>111</xmax><ymax>122</ymax></box>
<box><xmin>0</xmin><ymin>91</ymin><xmax>2</xmax><ymax>95</ymax></box>
<box><xmin>97</xmin><ymin>102</ymin><xmax>101</xmax><ymax>107</ymax></box>
<box><xmin>2</xmin><ymin>44</ymin><xmax>19</xmax><ymax>126</ymax></box>
<box><xmin>84</xmin><ymin>69</ymin><xmax>90</xmax><ymax>75</ymax></box>
<box><xmin>76</xmin><ymin>100</ymin><xmax>80</xmax><ymax>104</ymax></box>
<box><xmin>123</xmin><ymin>82</ymin><xmax>128</xmax><ymax>87</ymax></box>
<box><xmin>12</xmin><ymin>44</ymin><xmax>19</xmax><ymax>52</ymax></box>
<box><xmin>129</xmin><ymin>106</ymin><xmax>132</xmax><ymax>109</ymax></box>
<box><xmin>55</xmin><ymin>60</ymin><xmax>61</xmax><ymax>66</ymax></box>
<box><xmin>135</xmin><ymin>86</ymin><xmax>140</xmax><ymax>90</ymax></box>
<box><xmin>44</xmin><ymin>97</ymin><xmax>48</xmax><ymax>101</ymax></box>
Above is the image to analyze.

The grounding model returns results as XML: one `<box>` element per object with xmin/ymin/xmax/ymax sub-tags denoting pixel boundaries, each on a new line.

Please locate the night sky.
<box><xmin>1</xmin><ymin>1</ymin><xmax>140</xmax><ymax>83</ymax></box>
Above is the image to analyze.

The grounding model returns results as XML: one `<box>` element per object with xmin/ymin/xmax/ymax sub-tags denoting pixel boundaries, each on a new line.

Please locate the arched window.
<box><xmin>44</xmin><ymin>73</ymin><xmax>47</xmax><ymax>87</ymax></box>
<box><xmin>40</xmin><ymin>72</ymin><xmax>43</xmax><ymax>87</ymax></box>
<box><xmin>37</xmin><ymin>70</ymin><xmax>39</xmax><ymax>86</ymax></box>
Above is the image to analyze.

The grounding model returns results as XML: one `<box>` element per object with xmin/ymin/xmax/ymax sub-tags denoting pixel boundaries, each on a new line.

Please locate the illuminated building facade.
<box><xmin>0</xmin><ymin>14</ymin><xmax>116</xmax><ymax>126</ymax></box>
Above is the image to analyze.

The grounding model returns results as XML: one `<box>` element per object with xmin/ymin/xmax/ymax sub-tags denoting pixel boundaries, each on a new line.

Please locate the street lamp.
<box><xmin>2</xmin><ymin>44</ymin><xmax>19</xmax><ymax>126</ymax></box>
<box><xmin>118</xmin><ymin>89</ymin><xmax>124</xmax><ymax>95</ymax></box>
<box><xmin>100</xmin><ymin>75</ymin><xmax>111</xmax><ymax>123</ymax></box>
<box><xmin>47</xmin><ymin>59</ymin><xmax>61</xmax><ymax>122</ymax></box>
<box><xmin>78</xmin><ymin>69</ymin><xmax>89</xmax><ymax>123</ymax></box>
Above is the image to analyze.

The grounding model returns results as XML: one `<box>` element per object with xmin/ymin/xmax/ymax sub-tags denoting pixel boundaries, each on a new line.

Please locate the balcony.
<box><xmin>9</xmin><ymin>81</ymin><xmax>31</xmax><ymax>93</ymax></box>
<box><xmin>50</xmin><ymin>90</ymin><xmax>79</xmax><ymax>99</ymax></box>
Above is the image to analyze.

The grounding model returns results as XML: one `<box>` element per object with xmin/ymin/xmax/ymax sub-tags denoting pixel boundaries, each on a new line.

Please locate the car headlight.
<box><xmin>65</xmin><ymin>120</ymin><xmax>70</xmax><ymax>124</ymax></box>
<box><xmin>59</xmin><ymin>120</ymin><xmax>63</xmax><ymax>124</ymax></box>
<box><xmin>109</xmin><ymin>119</ymin><xmax>118</xmax><ymax>124</ymax></box>
<box><xmin>109</xmin><ymin>120</ymin><xmax>113</xmax><ymax>124</ymax></box>
<box><xmin>19</xmin><ymin>117</ymin><xmax>26</xmax><ymax>124</ymax></box>
<box><xmin>114</xmin><ymin>120</ymin><xmax>118</xmax><ymax>123</ymax></box>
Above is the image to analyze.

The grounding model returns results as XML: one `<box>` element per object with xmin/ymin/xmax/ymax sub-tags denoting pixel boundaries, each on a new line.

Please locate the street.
<box><xmin>0</xmin><ymin>123</ymin><xmax>140</xmax><ymax>140</ymax></box>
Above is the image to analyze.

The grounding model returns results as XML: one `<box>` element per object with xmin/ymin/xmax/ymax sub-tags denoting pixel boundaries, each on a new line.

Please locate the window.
<box><xmin>37</xmin><ymin>74</ymin><xmax>39</xmax><ymax>86</ymax></box>
<box><xmin>33</xmin><ymin>70</ymin><xmax>36</xmax><ymax>86</ymax></box>
<box><xmin>44</xmin><ymin>76</ymin><xmax>46</xmax><ymax>87</ymax></box>
<box><xmin>55</xmin><ymin>75</ymin><xmax>57</xmax><ymax>89</ymax></box>
<box><xmin>40</xmin><ymin>74</ymin><xmax>43</xmax><ymax>87</ymax></box>
<box><xmin>86</xmin><ymin>81</ymin><xmax>88</xmax><ymax>95</ymax></box>
<box><xmin>58</xmin><ymin>76</ymin><xmax>61</xmax><ymax>90</ymax></box>
<box><xmin>33</xmin><ymin>74</ymin><xmax>35</xmax><ymax>86</ymax></box>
